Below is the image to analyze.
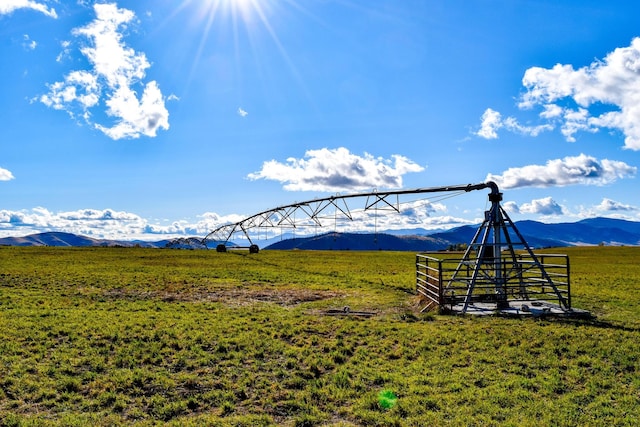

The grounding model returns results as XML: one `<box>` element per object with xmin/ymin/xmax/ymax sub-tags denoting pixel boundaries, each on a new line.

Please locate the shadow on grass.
<box><xmin>540</xmin><ymin>316</ymin><xmax>640</xmax><ymax>332</ymax></box>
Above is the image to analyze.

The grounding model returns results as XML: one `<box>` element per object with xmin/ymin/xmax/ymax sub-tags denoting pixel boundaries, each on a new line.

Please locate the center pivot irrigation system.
<box><xmin>168</xmin><ymin>182</ymin><xmax>589</xmax><ymax>317</ymax></box>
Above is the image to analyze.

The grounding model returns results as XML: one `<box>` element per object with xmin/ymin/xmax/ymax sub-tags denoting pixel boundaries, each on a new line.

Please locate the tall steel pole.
<box><xmin>487</xmin><ymin>182</ymin><xmax>507</xmax><ymax>308</ymax></box>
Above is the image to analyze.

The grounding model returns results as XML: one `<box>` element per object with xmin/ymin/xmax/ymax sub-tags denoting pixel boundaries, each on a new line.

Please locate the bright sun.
<box><xmin>221</xmin><ymin>0</ymin><xmax>254</xmax><ymax>18</ymax></box>
<box><xmin>178</xmin><ymin>0</ymin><xmax>309</xmax><ymax>104</ymax></box>
<box><xmin>176</xmin><ymin>0</ymin><xmax>274</xmax><ymax>83</ymax></box>
<box><xmin>195</xmin><ymin>0</ymin><xmax>260</xmax><ymax>23</ymax></box>
<box><xmin>185</xmin><ymin>0</ymin><xmax>281</xmax><ymax>57</ymax></box>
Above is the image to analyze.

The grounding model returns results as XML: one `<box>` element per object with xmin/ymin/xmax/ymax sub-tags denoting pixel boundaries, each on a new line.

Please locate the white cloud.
<box><xmin>0</xmin><ymin>207</ymin><xmax>145</xmax><ymax>238</ymax></box>
<box><xmin>56</xmin><ymin>40</ymin><xmax>71</xmax><ymax>63</ymax></box>
<box><xmin>502</xmin><ymin>116</ymin><xmax>554</xmax><ymax>137</ymax></box>
<box><xmin>596</xmin><ymin>198</ymin><xmax>636</xmax><ymax>212</ymax></box>
<box><xmin>42</xmin><ymin>70</ymin><xmax>100</xmax><ymax>110</ymax></box>
<box><xmin>475</xmin><ymin>108</ymin><xmax>553</xmax><ymax>139</ymax></box>
<box><xmin>205</xmin><ymin>200</ymin><xmax>472</xmax><ymax>237</ymax></box>
<box><xmin>0</xmin><ymin>167</ymin><xmax>15</xmax><ymax>181</ymax></box>
<box><xmin>486</xmin><ymin>153</ymin><xmax>636</xmax><ymax>189</ymax></box>
<box><xmin>476</xmin><ymin>108</ymin><xmax>502</xmax><ymax>139</ymax></box>
<box><xmin>0</xmin><ymin>0</ymin><xmax>57</xmax><ymax>18</ymax></box>
<box><xmin>502</xmin><ymin>201</ymin><xmax>520</xmax><ymax>214</ymax></box>
<box><xmin>0</xmin><ymin>203</ymin><xmax>479</xmax><ymax>241</ymax></box>
<box><xmin>573</xmin><ymin>198</ymin><xmax>640</xmax><ymax>222</ymax></box>
<box><xmin>207</xmin><ymin>198</ymin><xmax>471</xmax><ymax>237</ymax></box>
<box><xmin>238</xmin><ymin>107</ymin><xmax>248</xmax><ymax>117</ymax></box>
<box><xmin>0</xmin><ymin>207</ymin><xmax>248</xmax><ymax>240</ymax></box>
<box><xmin>247</xmin><ymin>147</ymin><xmax>425</xmax><ymax>192</ymax></box>
<box><xmin>40</xmin><ymin>3</ymin><xmax>169</xmax><ymax>140</ymax></box>
<box><xmin>540</xmin><ymin>103</ymin><xmax>563</xmax><ymax>119</ymax></box>
<box><xmin>519</xmin><ymin>197</ymin><xmax>564</xmax><ymax>216</ymax></box>
<box><xmin>478</xmin><ymin>37</ymin><xmax>640</xmax><ymax>150</ymax></box>
<box><xmin>341</xmin><ymin>208</ymin><xmax>474</xmax><ymax>233</ymax></box>
<box><xmin>22</xmin><ymin>34</ymin><xmax>36</xmax><ymax>50</ymax></box>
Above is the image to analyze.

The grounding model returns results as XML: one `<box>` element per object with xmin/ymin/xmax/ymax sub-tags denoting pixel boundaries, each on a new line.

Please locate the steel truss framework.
<box><xmin>198</xmin><ymin>183</ymin><xmax>490</xmax><ymax>249</ymax></box>
<box><xmin>167</xmin><ymin>182</ymin><xmax>574</xmax><ymax>314</ymax></box>
<box><xmin>415</xmin><ymin>184</ymin><xmax>573</xmax><ymax>314</ymax></box>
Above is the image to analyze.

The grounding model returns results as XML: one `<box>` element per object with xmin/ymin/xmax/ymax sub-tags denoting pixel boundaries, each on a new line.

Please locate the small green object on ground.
<box><xmin>378</xmin><ymin>390</ymin><xmax>398</xmax><ymax>410</ymax></box>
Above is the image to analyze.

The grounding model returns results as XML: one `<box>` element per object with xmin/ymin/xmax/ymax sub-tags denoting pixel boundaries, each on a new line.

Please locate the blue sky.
<box><xmin>1</xmin><ymin>0</ymin><xmax>639</xmax><ymax>241</ymax></box>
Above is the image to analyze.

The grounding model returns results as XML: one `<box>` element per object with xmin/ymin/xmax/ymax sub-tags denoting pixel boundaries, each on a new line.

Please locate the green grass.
<box><xmin>0</xmin><ymin>246</ymin><xmax>639</xmax><ymax>426</ymax></box>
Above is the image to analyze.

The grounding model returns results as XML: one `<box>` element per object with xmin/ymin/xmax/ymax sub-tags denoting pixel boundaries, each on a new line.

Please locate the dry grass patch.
<box><xmin>102</xmin><ymin>286</ymin><xmax>345</xmax><ymax>307</ymax></box>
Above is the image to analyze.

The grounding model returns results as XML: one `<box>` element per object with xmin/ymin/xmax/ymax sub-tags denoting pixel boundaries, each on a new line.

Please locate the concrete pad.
<box><xmin>444</xmin><ymin>300</ymin><xmax>592</xmax><ymax>318</ymax></box>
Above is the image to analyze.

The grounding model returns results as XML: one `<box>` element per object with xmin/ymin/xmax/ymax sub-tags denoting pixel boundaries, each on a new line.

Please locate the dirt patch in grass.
<box><xmin>103</xmin><ymin>287</ymin><xmax>344</xmax><ymax>307</ymax></box>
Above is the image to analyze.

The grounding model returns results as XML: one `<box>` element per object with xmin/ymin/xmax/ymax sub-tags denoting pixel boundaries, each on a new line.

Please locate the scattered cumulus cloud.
<box><xmin>343</xmin><ymin>206</ymin><xmax>472</xmax><ymax>233</ymax></box>
<box><xmin>596</xmin><ymin>198</ymin><xmax>636</xmax><ymax>212</ymax></box>
<box><xmin>22</xmin><ymin>34</ymin><xmax>36</xmax><ymax>50</ymax></box>
<box><xmin>502</xmin><ymin>200</ymin><xmax>520</xmax><ymax>214</ymax></box>
<box><xmin>339</xmin><ymin>199</ymin><xmax>452</xmax><ymax>230</ymax></box>
<box><xmin>0</xmin><ymin>167</ymin><xmax>15</xmax><ymax>181</ymax></box>
<box><xmin>248</xmin><ymin>147</ymin><xmax>425</xmax><ymax>192</ymax></box>
<box><xmin>56</xmin><ymin>40</ymin><xmax>71</xmax><ymax>62</ymax></box>
<box><xmin>476</xmin><ymin>108</ymin><xmax>553</xmax><ymax>139</ymax></box>
<box><xmin>0</xmin><ymin>0</ymin><xmax>57</xmax><ymax>18</ymax></box>
<box><xmin>476</xmin><ymin>37</ymin><xmax>640</xmax><ymax>150</ymax></box>
<box><xmin>238</xmin><ymin>107</ymin><xmax>248</xmax><ymax>117</ymax></box>
<box><xmin>0</xmin><ymin>203</ymin><xmax>475</xmax><ymax>240</ymax></box>
<box><xmin>476</xmin><ymin>108</ymin><xmax>501</xmax><ymax>139</ymax></box>
<box><xmin>507</xmin><ymin>197</ymin><xmax>639</xmax><ymax>222</ymax></box>
<box><xmin>39</xmin><ymin>3</ymin><xmax>170</xmax><ymax>140</ymax></box>
<box><xmin>519</xmin><ymin>197</ymin><xmax>564</xmax><ymax>216</ymax></box>
<box><xmin>486</xmin><ymin>153</ymin><xmax>636</xmax><ymax>189</ymax></box>
<box><xmin>399</xmin><ymin>200</ymin><xmax>447</xmax><ymax>218</ymax></box>
<box><xmin>0</xmin><ymin>208</ymin><xmax>242</xmax><ymax>240</ymax></box>
<box><xmin>574</xmin><ymin>198</ymin><xmax>640</xmax><ymax>221</ymax></box>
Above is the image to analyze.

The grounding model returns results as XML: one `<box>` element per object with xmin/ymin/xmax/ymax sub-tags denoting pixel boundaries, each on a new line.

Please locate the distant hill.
<box><xmin>0</xmin><ymin>232</ymin><xmax>100</xmax><ymax>247</ymax></box>
<box><xmin>265</xmin><ymin>232</ymin><xmax>449</xmax><ymax>251</ymax></box>
<box><xmin>575</xmin><ymin>217</ymin><xmax>640</xmax><ymax>237</ymax></box>
<box><xmin>0</xmin><ymin>232</ymin><xmax>170</xmax><ymax>248</ymax></box>
<box><xmin>266</xmin><ymin>217</ymin><xmax>640</xmax><ymax>250</ymax></box>
<box><xmin>513</xmin><ymin>218</ymin><xmax>640</xmax><ymax>246</ymax></box>
<box><xmin>1</xmin><ymin>217</ymin><xmax>639</xmax><ymax>249</ymax></box>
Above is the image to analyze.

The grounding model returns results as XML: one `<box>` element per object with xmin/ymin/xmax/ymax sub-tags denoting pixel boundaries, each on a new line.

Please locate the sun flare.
<box><xmin>193</xmin><ymin>0</ymin><xmax>260</xmax><ymax>23</ymax></box>
<box><xmin>176</xmin><ymin>0</ymin><xmax>311</xmax><ymax>107</ymax></box>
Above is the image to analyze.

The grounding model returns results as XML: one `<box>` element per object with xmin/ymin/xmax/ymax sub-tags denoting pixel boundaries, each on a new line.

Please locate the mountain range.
<box><xmin>0</xmin><ymin>232</ymin><xmax>171</xmax><ymax>248</ymax></box>
<box><xmin>1</xmin><ymin>217</ymin><xmax>639</xmax><ymax>250</ymax></box>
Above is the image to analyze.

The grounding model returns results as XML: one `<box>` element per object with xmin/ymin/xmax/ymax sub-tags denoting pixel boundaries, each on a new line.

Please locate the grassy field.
<box><xmin>0</xmin><ymin>246</ymin><xmax>639</xmax><ymax>426</ymax></box>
